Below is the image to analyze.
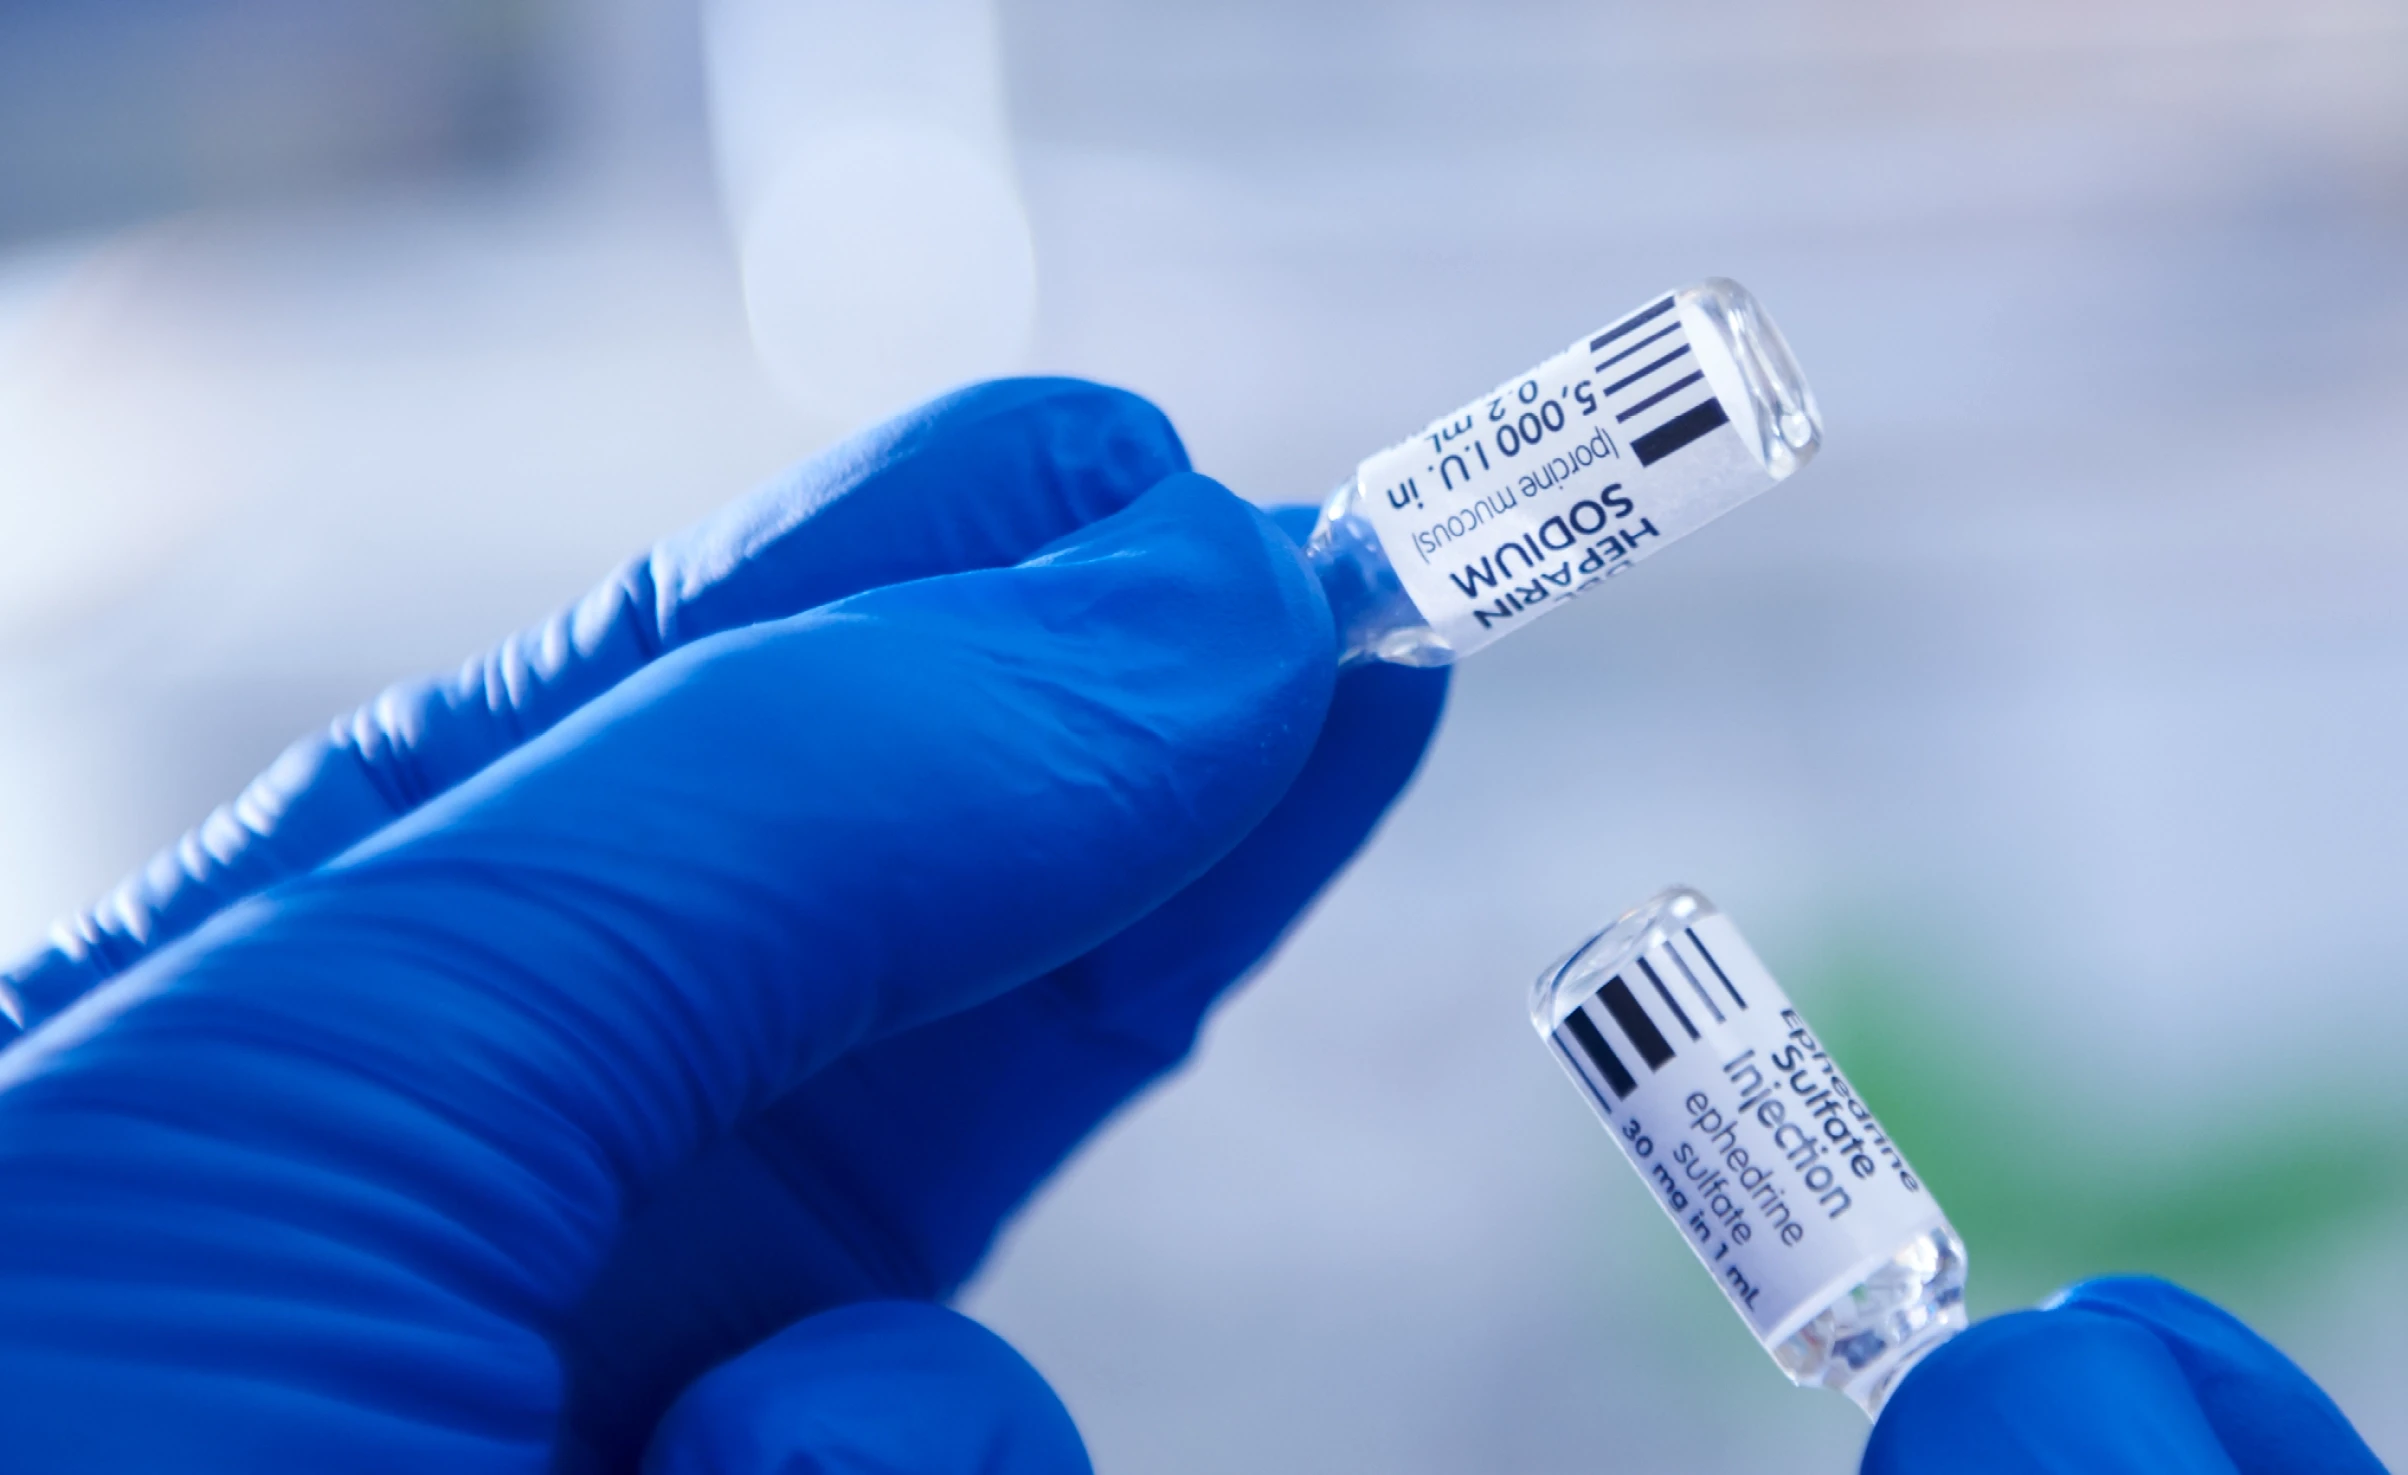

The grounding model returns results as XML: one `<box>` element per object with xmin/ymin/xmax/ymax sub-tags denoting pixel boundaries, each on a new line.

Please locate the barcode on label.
<box><xmin>1352</xmin><ymin>283</ymin><xmax>1787</xmax><ymax>658</ymax></box>
<box><xmin>1558</xmin><ymin>925</ymin><xmax>1750</xmax><ymax>1101</ymax></box>
<box><xmin>1589</xmin><ymin>296</ymin><xmax>1731</xmax><ymax>467</ymax></box>
<box><xmin>1535</xmin><ymin>893</ymin><xmax>1943</xmax><ymax>1350</ymax></box>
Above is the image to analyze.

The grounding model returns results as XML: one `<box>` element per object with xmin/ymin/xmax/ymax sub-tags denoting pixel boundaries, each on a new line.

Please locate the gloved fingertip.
<box><xmin>1866</xmin><ymin>1309</ymin><xmax>2237</xmax><ymax>1475</ymax></box>
<box><xmin>2049</xmin><ymin>1277</ymin><xmax>2388</xmax><ymax>1475</ymax></box>
<box><xmin>887</xmin><ymin>377</ymin><xmax>1193</xmax><ymax>539</ymax></box>
<box><xmin>666</xmin><ymin>377</ymin><xmax>1196</xmax><ymax>633</ymax></box>
<box><xmin>1022</xmin><ymin>471</ymin><xmax>1337</xmax><ymax>674</ymax></box>
<box><xmin>931</xmin><ymin>376</ymin><xmax>1189</xmax><ymax>482</ymax></box>
<box><xmin>641</xmin><ymin>1302</ymin><xmax>1090</xmax><ymax>1475</ymax></box>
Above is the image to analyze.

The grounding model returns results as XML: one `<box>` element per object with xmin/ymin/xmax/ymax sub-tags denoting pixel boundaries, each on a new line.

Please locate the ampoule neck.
<box><xmin>1847</xmin><ymin>1312</ymin><xmax>1966</xmax><ymax>1418</ymax></box>
<box><xmin>1304</xmin><ymin>481</ymin><xmax>1456</xmax><ymax>668</ymax></box>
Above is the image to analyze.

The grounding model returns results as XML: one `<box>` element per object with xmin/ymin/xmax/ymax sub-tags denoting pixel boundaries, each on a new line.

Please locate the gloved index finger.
<box><xmin>3</xmin><ymin>378</ymin><xmax>1187</xmax><ymax>1037</ymax></box>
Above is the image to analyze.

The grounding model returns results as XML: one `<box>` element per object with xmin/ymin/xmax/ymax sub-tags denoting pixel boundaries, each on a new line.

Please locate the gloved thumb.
<box><xmin>641</xmin><ymin>1303</ymin><xmax>1088</xmax><ymax>1475</ymax></box>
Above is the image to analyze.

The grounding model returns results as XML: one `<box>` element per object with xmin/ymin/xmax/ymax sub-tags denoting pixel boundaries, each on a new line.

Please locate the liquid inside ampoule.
<box><xmin>1530</xmin><ymin>886</ymin><xmax>1966</xmax><ymax>1416</ymax></box>
<box><xmin>1306</xmin><ymin>279</ymin><xmax>1822</xmax><ymax>666</ymax></box>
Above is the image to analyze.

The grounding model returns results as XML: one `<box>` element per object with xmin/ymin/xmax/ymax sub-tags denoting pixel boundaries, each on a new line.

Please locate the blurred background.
<box><xmin>3</xmin><ymin>0</ymin><xmax>2405</xmax><ymax>1467</ymax></box>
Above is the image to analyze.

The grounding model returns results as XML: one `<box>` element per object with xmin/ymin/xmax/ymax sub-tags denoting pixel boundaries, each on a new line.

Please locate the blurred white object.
<box><xmin>0</xmin><ymin>229</ymin><xmax>258</xmax><ymax>644</ymax></box>
<box><xmin>702</xmin><ymin>0</ymin><xmax>1035</xmax><ymax>424</ymax></box>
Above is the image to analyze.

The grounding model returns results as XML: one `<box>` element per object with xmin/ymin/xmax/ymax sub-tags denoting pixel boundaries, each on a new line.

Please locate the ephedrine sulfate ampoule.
<box><xmin>1306</xmin><ymin>279</ymin><xmax>1822</xmax><ymax>666</ymax></box>
<box><xmin>1531</xmin><ymin>886</ymin><xmax>1966</xmax><ymax>1416</ymax></box>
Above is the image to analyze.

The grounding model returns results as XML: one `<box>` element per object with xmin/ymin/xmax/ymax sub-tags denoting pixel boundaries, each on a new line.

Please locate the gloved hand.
<box><xmin>0</xmin><ymin>377</ymin><xmax>1449</xmax><ymax>1473</ymax></box>
<box><xmin>1867</xmin><ymin>1276</ymin><xmax>2387</xmax><ymax>1473</ymax></box>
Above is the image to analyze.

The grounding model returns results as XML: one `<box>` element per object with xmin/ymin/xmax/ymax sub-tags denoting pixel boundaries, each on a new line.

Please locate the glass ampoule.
<box><xmin>1531</xmin><ymin>886</ymin><xmax>1967</xmax><ymax>1417</ymax></box>
<box><xmin>1306</xmin><ymin>279</ymin><xmax>1821</xmax><ymax>666</ymax></box>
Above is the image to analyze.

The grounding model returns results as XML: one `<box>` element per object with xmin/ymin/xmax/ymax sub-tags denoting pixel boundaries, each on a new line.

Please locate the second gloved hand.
<box><xmin>1867</xmin><ymin>1276</ymin><xmax>2386</xmax><ymax>1474</ymax></box>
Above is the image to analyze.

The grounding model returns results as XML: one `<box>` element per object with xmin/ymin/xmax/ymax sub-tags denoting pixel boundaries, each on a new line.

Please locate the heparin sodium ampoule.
<box><xmin>1305</xmin><ymin>279</ymin><xmax>1820</xmax><ymax>666</ymax></box>
<box><xmin>1531</xmin><ymin>886</ymin><xmax>1967</xmax><ymax>1417</ymax></box>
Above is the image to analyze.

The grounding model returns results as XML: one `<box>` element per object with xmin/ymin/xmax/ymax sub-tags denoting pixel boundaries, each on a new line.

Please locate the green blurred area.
<box><xmin>1798</xmin><ymin>944</ymin><xmax>2408</xmax><ymax>1322</ymax></box>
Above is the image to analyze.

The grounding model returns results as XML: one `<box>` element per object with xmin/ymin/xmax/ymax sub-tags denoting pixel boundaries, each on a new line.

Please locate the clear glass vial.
<box><xmin>1531</xmin><ymin>886</ymin><xmax>1967</xmax><ymax>1416</ymax></box>
<box><xmin>1307</xmin><ymin>279</ymin><xmax>1823</xmax><ymax>667</ymax></box>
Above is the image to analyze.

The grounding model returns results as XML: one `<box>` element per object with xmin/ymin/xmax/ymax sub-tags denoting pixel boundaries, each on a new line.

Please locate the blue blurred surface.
<box><xmin>1</xmin><ymin>2</ymin><xmax>2403</xmax><ymax>1469</ymax></box>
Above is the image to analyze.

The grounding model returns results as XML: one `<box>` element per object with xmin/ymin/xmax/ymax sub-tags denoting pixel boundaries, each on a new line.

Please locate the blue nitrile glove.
<box><xmin>1866</xmin><ymin>1276</ymin><xmax>2387</xmax><ymax>1473</ymax></box>
<box><xmin>0</xmin><ymin>377</ymin><xmax>1449</xmax><ymax>1473</ymax></box>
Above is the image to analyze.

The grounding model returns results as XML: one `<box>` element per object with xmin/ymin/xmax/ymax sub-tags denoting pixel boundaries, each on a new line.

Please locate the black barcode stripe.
<box><xmin>1599</xmin><ymin>976</ymin><xmax>1675</xmax><ymax>1069</ymax></box>
<box><xmin>1602</xmin><ymin>345</ymin><xmax>1693</xmax><ymax>400</ymax></box>
<box><xmin>1662</xmin><ymin>944</ymin><xmax>1725</xmax><ymax>1024</ymax></box>
<box><xmin>1588</xmin><ymin>296</ymin><xmax>1677</xmax><ymax>353</ymax></box>
<box><xmin>1631</xmin><ymin>398</ymin><xmax>1729</xmax><ymax>466</ymax></box>
<box><xmin>1563</xmin><ymin>1007</ymin><xmax>1637</xmax><ymax>1098</ymax></box>
<box><xmin>1637</xmin><ymin>956</ymin><xmax>1699</xmax><ymax>1041</ymax></box>
<box><xmin>1594</xmin><ymin>322</ymin><xmax>1680</xmax><ymax>374</ymax></box>
<box><xmin>1613</xmin><ymin>369</ymin><xmax>1706</xmax><ymax>423</ymax></box>
<box><xmin>1686</xmin><ymin>927</ymin><xmax>1747</xmax><ymax>1010</ymax></box>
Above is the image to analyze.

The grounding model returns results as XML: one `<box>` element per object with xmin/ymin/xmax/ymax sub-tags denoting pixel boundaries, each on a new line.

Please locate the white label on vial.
<box><xmin>1548</xmin><ymin>915</ymin><xmax>1945</xmax><ymax>1348</ymax></box>
<box><xmin>1355</xmin><ymin>292</ymin><xmax>1772</xmax><ymax>658</ymax></box>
